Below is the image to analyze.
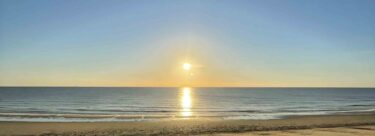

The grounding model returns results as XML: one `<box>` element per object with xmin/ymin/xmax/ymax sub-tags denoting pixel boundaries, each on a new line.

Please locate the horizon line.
<box><xmin>0</xmin><ymin>86</ymin><xmax>374</xmax><ymax>88</ymax></box>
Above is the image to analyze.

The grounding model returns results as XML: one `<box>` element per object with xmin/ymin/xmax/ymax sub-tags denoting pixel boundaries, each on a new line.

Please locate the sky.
<box><xmin>0</xmin><ymin>0</ymin><xmax>374</xmax><ymax>87</ymax></box>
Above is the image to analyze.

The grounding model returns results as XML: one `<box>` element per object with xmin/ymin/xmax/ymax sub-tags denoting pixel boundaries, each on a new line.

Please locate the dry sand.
<box><xmin>0</xmin><ymin>114</ymin><xmax>374</xmax><ymax>136</ymax></box>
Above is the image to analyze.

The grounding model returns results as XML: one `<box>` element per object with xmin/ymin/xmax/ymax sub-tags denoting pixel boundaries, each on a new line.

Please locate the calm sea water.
<box><xmin>0</xmin><ymin>87</ymin><xmax>374</xmax><ymax>122</ymax></box>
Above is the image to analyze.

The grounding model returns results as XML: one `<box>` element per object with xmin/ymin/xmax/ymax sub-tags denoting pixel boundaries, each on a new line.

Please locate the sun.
<box><xmin>183</xmin><ymin>63</ymin><xmax>191</xmax><ymax>71</ymax></box>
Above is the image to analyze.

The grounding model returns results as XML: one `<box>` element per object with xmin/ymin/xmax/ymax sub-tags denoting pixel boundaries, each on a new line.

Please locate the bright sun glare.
<box><xmin>181</xmin><ymin>87</ymin><xmax>192</xmax><ymax>117</ymax></box>
<box><xmin>183</xmin><ymin>63</ymin><xmax>191</xmax><ymax>71</ymax></box>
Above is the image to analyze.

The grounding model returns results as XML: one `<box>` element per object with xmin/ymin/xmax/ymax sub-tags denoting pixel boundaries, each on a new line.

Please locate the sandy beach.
<box><xmin>201</xmin><ymin>125</ymin><xmax>375</xmax><ymax>136</ymax></box>
<box><xmin>0</xmin><ymin>114</ymin><xmax>374</xmax><ymax>136</ymax></box>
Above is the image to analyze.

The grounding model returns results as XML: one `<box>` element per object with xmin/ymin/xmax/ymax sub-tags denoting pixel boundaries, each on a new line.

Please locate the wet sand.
<box><xmin>201</xmin><ymin>125</ymin><xmax>375</xmax><ymax>136</ymax></box>
<box><xmin>0</xmin><ymin>114</ymin><xmax>374</xmax><ymax>136</ymax></box>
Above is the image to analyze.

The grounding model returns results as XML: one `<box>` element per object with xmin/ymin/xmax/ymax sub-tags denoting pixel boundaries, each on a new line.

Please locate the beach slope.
<box><xmin>0</xmin><ymin>114</ymin><xmax>374</xmax><ymax>136</ymax></box>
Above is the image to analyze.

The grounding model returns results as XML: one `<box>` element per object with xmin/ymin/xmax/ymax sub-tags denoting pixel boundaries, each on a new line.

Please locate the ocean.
<box><xmin>0</xmin><ymin>87</ymin><xmax>374</xmax><ymax>122</ymax></box>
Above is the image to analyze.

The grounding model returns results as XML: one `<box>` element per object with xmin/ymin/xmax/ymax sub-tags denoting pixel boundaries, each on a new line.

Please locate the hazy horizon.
<box><xmin>1</xmin><ymin>0</ymin><xmax>374</xmax><ymax>87</ymax></box>
<box><xmin>0</xmin><ymin>86</ymin><xmax>374</xmax><ymax>88</ymax></box>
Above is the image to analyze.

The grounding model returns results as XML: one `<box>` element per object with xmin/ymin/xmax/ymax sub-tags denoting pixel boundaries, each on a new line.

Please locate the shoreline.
<box><xmin>1</xmin><ymin>109</ymin><xmax>374</xmax><ymax>122</ymax></box>
<box><xmin>1</xmin><ymin>113</ymin><xmax>375</xmax><ymax>135</ymax></box>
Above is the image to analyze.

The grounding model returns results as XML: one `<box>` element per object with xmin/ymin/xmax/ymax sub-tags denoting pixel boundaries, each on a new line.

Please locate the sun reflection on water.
<box><xmin>180</xmin><ymin>87</ymin><xmax>192</xmax><ymax>117</ymax></box>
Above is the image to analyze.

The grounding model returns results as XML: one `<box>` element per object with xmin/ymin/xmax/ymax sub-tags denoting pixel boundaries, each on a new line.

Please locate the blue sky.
<box><xmin>0</xmin><ymin>0</ymin><xmax>374</xmax><ymax>87</ymax></box>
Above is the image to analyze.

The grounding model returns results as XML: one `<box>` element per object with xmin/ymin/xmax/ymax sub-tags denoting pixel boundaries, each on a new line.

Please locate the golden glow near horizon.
<box><xmin>180</xmin><ymin>87</ymin><xmax>192</xmax><ymax>117</ymax></box>
<box><xmin>182</xmin><ymin>63</ymin><xmax>192</xmax><ymax>71</ymax></box>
